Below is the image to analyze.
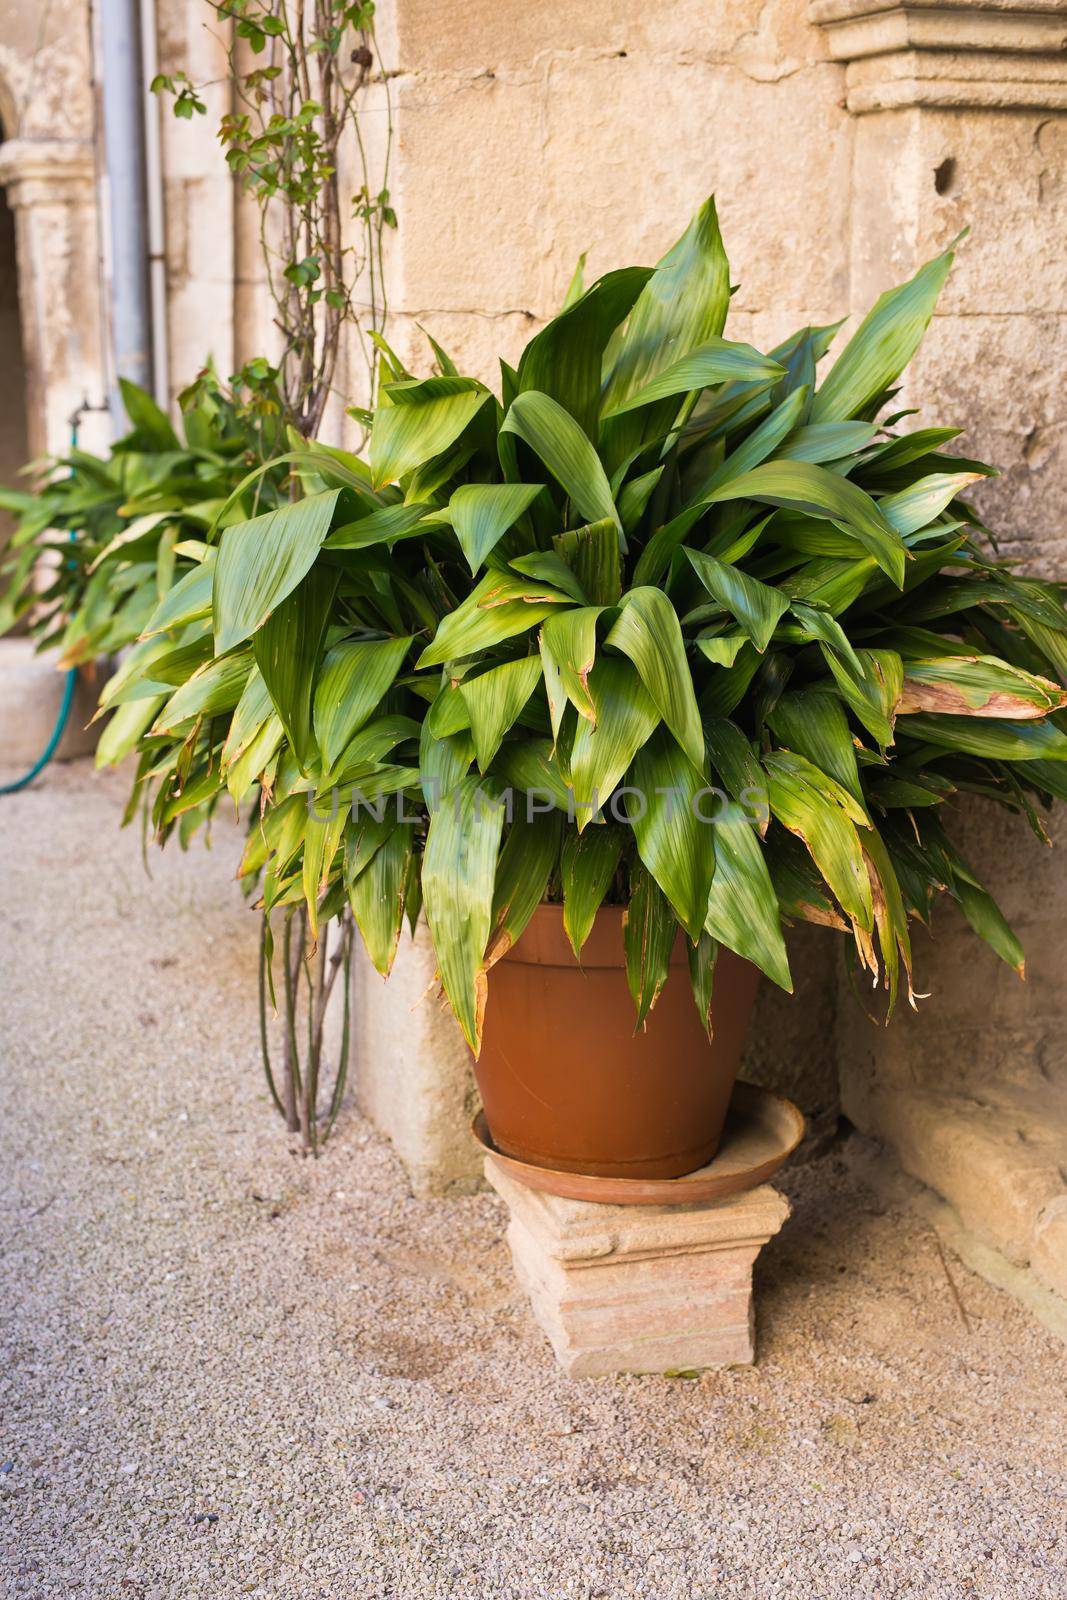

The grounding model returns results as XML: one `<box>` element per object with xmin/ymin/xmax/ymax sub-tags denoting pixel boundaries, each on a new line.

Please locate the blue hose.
<box><xmin>0</xmin><ymin>663</ymin><xmax>77</xmax><ymax>794</ymax></box>
<box><xmin>0</xmin><ymin>414</ymin><xmax>89</xmax><ymax>796</ymax></box>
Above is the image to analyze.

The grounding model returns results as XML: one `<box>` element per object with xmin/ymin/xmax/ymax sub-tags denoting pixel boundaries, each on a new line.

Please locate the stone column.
<box><xmin>0</xmin><ymin>139</ymin><xmax>108</xmax><ymax>457</ymax></box>
<box><xmin>811</xmin><ymin>1</ymin><xmax>1067</xmax><ymax>1315</ymax></box>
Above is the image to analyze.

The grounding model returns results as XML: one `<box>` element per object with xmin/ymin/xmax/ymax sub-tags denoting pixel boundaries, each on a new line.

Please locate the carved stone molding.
<box><xmin>810</xmin><ymin>1</ymin><xmax>1067</xmax><ymax>111</ymax></box>
<box><xmin>0</xmin><ymin>139</ymin><xmax>96</xmax><ymax>209</ymax></box>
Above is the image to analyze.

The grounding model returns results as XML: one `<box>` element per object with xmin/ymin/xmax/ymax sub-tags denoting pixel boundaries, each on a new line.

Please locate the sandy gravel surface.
<box><xmin>1</xmin><ymin>760</ymin><xmax>1065</xmax><ymax>1600</ymax></box>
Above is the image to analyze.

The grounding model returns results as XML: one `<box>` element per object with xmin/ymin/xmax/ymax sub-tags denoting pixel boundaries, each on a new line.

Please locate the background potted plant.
<box><xmin>96</xmin><ymin>197</ymin><xmax>1067</xmax><ymax>1177</ymax></box>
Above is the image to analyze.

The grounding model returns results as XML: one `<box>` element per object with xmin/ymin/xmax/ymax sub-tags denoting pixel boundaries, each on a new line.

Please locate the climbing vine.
<box><xmin>154</xmin><ymin>0</ymin><xmax>395</xmax><ymax>436</ymax></box>
<box><xmin>153</xmin><ymin>0</ymin><xmax>397</xmax><ymax>1152</ymax></box>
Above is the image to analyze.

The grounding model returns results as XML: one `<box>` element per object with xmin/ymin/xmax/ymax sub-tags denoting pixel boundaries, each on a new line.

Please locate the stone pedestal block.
<box><xmin>485</xmin><ymin>1157</ymin><xmax>790</xmax><ymax>1377</ymax></box>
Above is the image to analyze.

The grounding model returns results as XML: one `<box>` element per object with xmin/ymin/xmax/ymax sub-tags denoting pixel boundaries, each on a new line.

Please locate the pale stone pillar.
<box><xmin>812</xmin><ymin>1</ymin><xmax>1067</xmax><ymax>1316</ymax></box>
<box><xmin>486</xmin><ymin>1157</ymin><xmax>791</xmax><ymax>1376</ymax></box>
<box><xmin>351</xmin><ymin>923</ymin><xmax>483</xmax><ymax>1195</ymax></box>
<box><xmin>0</xmin><ymin>139</ymin><xmax>108</xmax><ymax>457</ymax></box>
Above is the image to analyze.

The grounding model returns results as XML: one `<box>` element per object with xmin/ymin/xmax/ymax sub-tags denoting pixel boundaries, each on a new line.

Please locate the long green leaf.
<box><xmin>561</xmin><ymin>825</ymin><xmax>623</xmax><ymax>957</ymax></box>
<box><xmin>705</xmin><ymin>461</ymin><xmax>906</xmax><ymax>586</ymax></box>
<box><xmin>540</xmin><ymin>605</ymin><xmax>603</xmax><ymax>726</ymax></box>
<box><xmin>601</xmin><ymin>196</ymin><xmax>731</xmax><ymax>415</ymax></box>
<box><xmin>623</xmin><ymin>864</ymin><xmax>677</xmax><ymax>1029</ymax></box>
<box><xmin>517</xmin><ymin>267</ymin><xmax>651</xmax><ymax>437</ymax></box>
<box><xmin>631</xmin><ymin>726</ymin><xmax>716</xmax><ymax>938</ymax></box>
<box><xmin>601</xmin><ymin>338</ymin><xmax>783</xmax><ymax>418</ymax></box>
<box><xmin>811</xmin><ymin>241</ymin><xmax>956</xmax><ymax>423</ymax></box>
<box><xmin>417</xmin><ymin>570</ymin><xmax>570</xmax><ymax>668</ymax></box>
<box><xmin>450</xmin><ymin>482</ymin><xmax>543</xmax><ymax>573</ymax></box>
<box><xmin>253</xmin><ymin>565</ymin><xmax>338</xmax><ymax>769</ymax></box>
<box><xmin>685</xmin><ymin>548</ymin><xmax>788</xmax><ymax>654</ymax></box>
<box><xmin>369</xmin><ymin>376</ymin><xmax>488</xmax><ymax>488</ymax></box>
<box><xmin>489</xmin><ymin>810</ymin><xmax>563</xmax><ymax>960</ymax></box>
<box><xmin>704</xmin><ymin>805</ymin><xmax>791</xmax><ymax>991</ymax></box>
<box><xmin>213</xmin><ymin>491</ymin><xmax>340</xmax><ymax>655</ymax></box>
<box><xmin>349</xmin><ymin>823</ymin><xmax>414</xmax><ymax>976</ymax></box>
<box><xmin>460</xmin><ymin>655</ymin><xmax>542</xmax><ymax>771</ymax></box>
<box><xmin>605</xmin><ymin>587</ymin><xmax>704</xmax><ymax>770</ymax></box>
<box><xmin>569</xmin><ymin>657</ymin><xmax>660</xmax><ymax>827</ymax></box>
<box><xmin>422</xmin><ymin>776</ymin><xmax>507</xmax><ymax>1052</ymax></box>
<box><xmin>501</xmin><ymin>390</ymin><xmax>620</xmax><ymax>532</ymax></box>
<box><xmin>313</xmin><ymin>635</ymin><xmax>412</xmax><ymax>780</ymax></box>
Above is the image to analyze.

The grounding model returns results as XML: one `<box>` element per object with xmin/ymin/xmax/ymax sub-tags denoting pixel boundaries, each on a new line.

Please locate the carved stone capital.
<box><xmin>809</xmin><ymin>1</ymin><xmax>1067</xmax><ymax>112</ymax></box>
<box><xmin>0</xmin><ymin>139</ymin><xmax>97</xmax><ymax>209</ymax></box>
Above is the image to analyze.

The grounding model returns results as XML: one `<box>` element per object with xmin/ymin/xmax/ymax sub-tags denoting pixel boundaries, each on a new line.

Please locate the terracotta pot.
<box><xmin>475</xmin><ymin>903</ymin><xmax>760</xmax><ymax>1180</ymax></box>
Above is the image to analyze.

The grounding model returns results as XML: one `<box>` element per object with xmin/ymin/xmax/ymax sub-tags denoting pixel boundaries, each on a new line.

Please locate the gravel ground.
<box><xmin>1</xmin><ymin>760</ymin><xmax>1065</xmax><ymax>1600</ymax></box>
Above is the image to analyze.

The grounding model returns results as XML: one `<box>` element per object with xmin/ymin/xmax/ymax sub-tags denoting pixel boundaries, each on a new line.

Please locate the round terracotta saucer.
<box><xmin>471</xmin><ymin>1081</ymin><xmax>805</xmax><ymax>1207</ymax></box>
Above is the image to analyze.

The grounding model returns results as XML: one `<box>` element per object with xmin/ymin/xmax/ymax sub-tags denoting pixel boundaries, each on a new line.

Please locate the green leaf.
<box><xmin>489</xmin><ymin>810</ymin><xmax>564</xmax><ymax>960</ymax></box>
<box><xmin>623</xmin><ymin>864</ymin><xmax>677</xmax><ymax>1029</ymax></box>
<box><xmin>569</xmin><ymin>657</ymin><xmax>660</xmax><ymax>827</ymax></box>
<box><xmin>618</xmin><ymin>467</ymin><xmax>664</xmax><ymax>535</ymax></box>
<box><xmin>630</xmin><ymin>726</ymin><xmax>716</xmax><ymax>938</ymax></box>
<box><xmin>96</xmin><ymin>695</ymin><xmax>165</xmax><ymax>768</ymax></box>
<box><xmin>369</xmin><ymin>376</ymin><xmax>489</xmax><ymax>488</ymax></box>
<box><xmin>776</xmin><ymin>421</ymin><xmax>878</xmax><ymax>464</ymax></box>
<box><xmin>905</xmin><ymin>714</ymin><xmax>1067</xmax><ymax>761</ymax></box>
<box><xmin>704</xmin><ymin>805</ymin><xmax>791</xmax><ymax>991</ymax></box>
<box><xmin>416</xmin><ymin>570</ymin><xmax>571</xmax><ymax>668</ymax></box>
<box><xmin>142</xmin><ymin>559</ymin><xmax>214</xmax><ymax>637</ymax></box>
<box><xmin>422</xmin><ymin>776</ymin><xmax>508</xmax><ymax>1051</ymax></box>
<box><xmin>823</xmin><ymin>646</ymin><xmax>904</xmax><ymax>751</ymax></box>
<box><xmin>765</xmin><ymin>750</ymin><xmax>873</xmax><ymax>934</ymax></box>
<box><xmin>119</xmin><ymin>377</ymin><xmax>180</xmax><ymax>450</ymax></box>
<box><xmin>516</xmin><ymin>267</ymin><xmax>652</xmax><ymax>437</ymax></box>
<box><xmin>491</xmin><ymin>738</ymin><xmax>574</xmax><ymax>812</ymax></box>
<box><xmin>313</xmin><ymin>635</ymin><xmax>412</xmax><ymax>780</ymax></box>
<box><xmin>602</xmin><ymin>196</ymin><xmax>731</xmax><ymax>416</ymax></box>
<box><xmin>605</xmin><ymin>587</ymin><xmax>704</xmax><ymax>770</ymax></box>
<box><xmin>552</xmin><ymin>518</ymin><xmax>623</xmax><ymax>605</ymax></box>
<box><xmin>687</xmin><ymin>930</ymin><xmax>718</xmax><ymax>1034</ymax></box>
<box><xmin>704</xmin><ymin>461</ymin><xmax>906</xmax><ymax>587</ymax></box>
<box><xmin>152</xmin><ymin>649</ymin><xmax>252</xmax><ymax>733</ymax></box>
<box><xmin>450</xmin><ymin>482</ymin><xmax>543</xmax><ymax>573</ymax></box>
<box><xmin>879</xmin><ymin>472</ymin><xmax>982</xmax><ymax>537</ymax></box>
<box><xmin>460</xmin><ymin>655</ymin><xmax>543</xmax><ymax>771</ymax></box>
<box><xmin>221</xmin><ymin>665</ymin><xmax>275</xmax><ymax>770</ymax></box>
<box><xmin>343</xmin><ymin>808</ymin><xmax>398</xmax><ymax>890</ymax></box>
<box><xmin>324</xmin><ymin>503</ymin><xmax>432</xmax><ymax>550</ymax></box>
<box><xmin>253</xmin><ymin>565</ymin><xmax>338</xmax><ymax>769</ymax></box>
<box><xmin>695</xmin><ymin>633</ymin><xmax>749</xmax><ymax>669</ymax></box>
<box><xmin>540</xmin><ymin>605</ymin><xmax>603</xmax><ymax>726</ymax></box>
<box><xmin>685</xmin><ymin>547</ymin><xmax>788</xmax><ymax>654</ymax></box>
<box><xmin>561</xmin><ymin>825</ymin><xmax>623</xmax><ymax>957</ymax></box>
<box><xmin>954</xmin><ymin>875</ymin><xmax>1025</xmax><ymax>977</ymax></box>
<box><xmin>213</xmin><ymin>490</ymin><xmax>341</xmax><ymax>654</ymax></box>
<box><xmin>501</xmin><ymin>390</ymin><xmax>620</xmax><ymax>532</ymax></box>
<box><xmin>601</xmin><ymin>337</ymin><xmax>783</xmax><ymax>418</ymax></box>
<box><xmin>704</xmin><ymin>717</ymin><xmax>767</xmax><ymax>821</ymax></box>
<box><xmin>510</xmin><ymin>551</ymin><xmax>590</xmax><ymax>605</ymax></box>
<box><xmin>768</xmin><ymin>690</ymin><xmax>864</xmax><ymax>807</ymax></box>
<box><xmin>302</xmin><ymin>794</ymin><xmax>348</xmax><ymax>939</ymax></box>
<box><xmin>692</xmin><ymin>386</ymin><xmax>809</xmax><ymax>501</ymax></box>
<box><xmin>811</xmin><ymin>241</ymin><xmax>956</xmax><ymax>423</ymax></box>
<box><xmin>349</xmin><ymin>823</ymin><xmax>414</xmax><ymax>976</ymax></box>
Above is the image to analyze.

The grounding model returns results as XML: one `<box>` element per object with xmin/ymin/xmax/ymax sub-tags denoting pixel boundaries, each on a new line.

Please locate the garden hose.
<box><xmin>0</xmin><ymin>408</ymin><xmax>97</xmax><ymax>796</ymax></box>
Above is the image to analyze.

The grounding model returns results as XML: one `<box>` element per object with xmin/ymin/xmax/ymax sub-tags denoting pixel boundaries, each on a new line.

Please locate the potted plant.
<box><xmin>0</xmin><ymin>372</ymin><xmax>288</xmax><ymax>772</ymax></box>
<box><xmin>105</xmin><ymin>198</ymin><xmax>1067</xmax><ymax>1174</ymax></box>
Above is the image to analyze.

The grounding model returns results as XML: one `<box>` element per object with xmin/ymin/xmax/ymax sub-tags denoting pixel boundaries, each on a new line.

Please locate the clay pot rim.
<box><xmin>501</xmin><ymin>900</ymin><xmax>691</xmax><ymax>970</ymax></box>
